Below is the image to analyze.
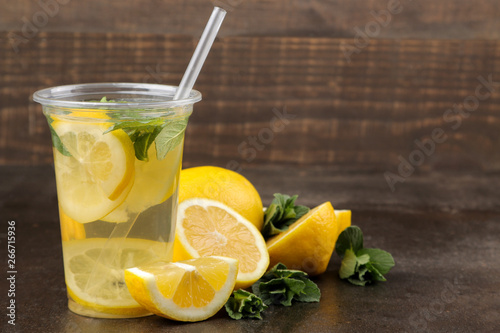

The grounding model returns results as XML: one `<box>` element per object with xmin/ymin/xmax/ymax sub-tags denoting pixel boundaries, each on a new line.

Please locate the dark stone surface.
<box><xmin>1</xmin><ymin>166</ymin><xmax>499</xmax><ymax>333</ymax></box>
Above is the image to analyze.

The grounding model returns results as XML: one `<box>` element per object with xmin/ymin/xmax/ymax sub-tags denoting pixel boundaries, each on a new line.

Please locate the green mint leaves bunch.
<box><xmin>252</xmin><ymin>263</ymin><xmax>320</xmax><ymax>306</ymax></box>
<box><xmin>101</xmin><ymin>97</ymin><xmax>188</xmax><ymax>162</ymax></box>
<box><xmin>335</xmin><ymin>226</ymin><xmax>395</xmax><ymax>286</ymax></box>
<box><xmin>225</xmin><ymin>289</ymin><xmax>268</xmax><ymax>320</ymax></box>
<box><xmin>104</xmin><ymin>117</ymin><xmax>187</xmax><ymax>162</ymax></box>
<box><xmin>225</xmin><ymin>263</ymin><xmax>320</xmax><ymax>320</ymax></box>
<box><xmin>262</xmin><ymin>194</ymin><xmax>310</xmax><ymax>239</ymax></box>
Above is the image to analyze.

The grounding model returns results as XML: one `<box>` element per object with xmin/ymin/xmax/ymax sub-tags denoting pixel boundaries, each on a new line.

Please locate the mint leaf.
<box><xmin>358</xmin><ymin>248</ymin><xmax>395</xmax><ymax>275</ymax></box>
<box><xmin>251</xmin><ymin>263</ymin><xmax>320</xmax><ymax>306</ymax></box>
<box><xmin>258</xmin><ymin>263</ymin><xmax>306</xmax><ymax>281</ymax></box>
<box><xmin>97</xmin><ymin>96</ymin><xmax>125</xmax><ymax>103</ymax></box>
<box><xmin>348</xmin><ymin>277</ymin><xmax>369</xmax><ymax>286</ymax></box>
<box><xmin>262</xmin><ymin>194</ymin><xmax>310</xmax><ymax>239</ymax></box>
<box><xmin>257</xmin><ymin>278</ymin><xmax>305</xmax><ymax>306</ymax></box>
<box><xmin>365</xmin><ymin>262</ymin><xmax>387</xmax><ymax>282</ymax></box>
<box><xmin>357</xmin><ymin>266</ymin><xmax>369</xmax><ymax>280</ymax></box>
<box><xmin>104</xmin><ymin>119</ymin><xmax>165</xmax><ymax>162</ymax></box>
<box><xmin>339</xmin><ymin>251</ymin><xmax>371</xmax><ymax>284</ymax></box>
<box><xmin>335</xmin><ymin>225</ymin><xmax>364</xmax><ymax>256</ymax></box>
<box><xmin>356</xmin><ymin>253</ymin><xmax>370</xmax><ymax>265</ymax></box>
<box><xmin>225</xmin><ymin>289</ymin><xmax>267</xmax><ymax>320</ymax></box>
<box><xmin>46</xmin><ymin>116</ymin><xmax>71</xmax><ymax>157</ymax></box>
<box><xmin>296</xmin><ymin>278</ymin><xmax>321</xmax><ymax>303</ymax></box>
<box><xmin>155</xmin><ymin>117</ymin><xmax>188</xmax><ymax>160</ymax></box>
<box><xmin>335</xmin><ymin>226</ymin><xmax>395</xmax><ymax>286</ymax></box>
<box><xmin>339</xmin><ymin>249</ymin><xmax>358</xmax><ymax>279</ymax></box>
<box><xmin>132</xmin><ymin>126</ymin><xmax>163</xmax><ymax>161</ymax></box>
<box><xmin>103</xmin><ymin>119</ymin><xmax>165</xmax><ymax>134</ymax></box>
<box><xmin>294</xmin><ymin>205</ymin><xmax>310</xmax><ymax>219</ymax></box>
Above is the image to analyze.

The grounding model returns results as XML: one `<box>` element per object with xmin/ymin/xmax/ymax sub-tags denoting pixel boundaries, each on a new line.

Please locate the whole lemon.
<box><xmin>179</xmin><ymin>166</ymin><xmax>264</xmax><ymax>230</ymax></box>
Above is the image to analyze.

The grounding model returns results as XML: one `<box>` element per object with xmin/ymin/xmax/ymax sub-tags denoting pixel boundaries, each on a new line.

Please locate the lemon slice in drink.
<box><xmin>125</xmin><ymin>256</ymin><xmax>238</xmax><ymax>322</ymax></box>
<box><xmin>59</xmin><ymin>206</ymin><xmax>86</xmax><ymax>241</ymax></box>
<box><xmin>102</xmin><ymin>143</ymin><xmax>182</xmax><ymax>223</ymax></box>
<box><xmin>52</xmin><ymin>120</ymin><xmax>135</xmax><ymax>223</ymax></box>
<box><xmin>63</xmin><ymin>238</ymin><xmax>169</xmax><ymax>318</ymax></box>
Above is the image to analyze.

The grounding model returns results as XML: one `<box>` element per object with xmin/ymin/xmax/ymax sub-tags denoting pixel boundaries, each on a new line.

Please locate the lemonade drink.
<box><xmin>33</xmin><ymin>83</ymin><xmax>201</xmax><ymax>318</ymax></box>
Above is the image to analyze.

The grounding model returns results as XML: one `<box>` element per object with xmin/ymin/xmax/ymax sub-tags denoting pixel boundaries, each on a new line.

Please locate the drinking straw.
<box><xmin>173</xmin><ymin>6</ymin><xmax>227</xmax><ymax>100</ymax></box>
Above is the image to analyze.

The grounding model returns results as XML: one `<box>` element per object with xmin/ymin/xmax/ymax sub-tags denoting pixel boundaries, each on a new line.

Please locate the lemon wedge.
<box><xmin>125</xmin><ymin>256</ymin><xmax>238</xmax><ymax>322</ymax></box>
<box><xmin>266</xmin><ymin>202</ymin><xmax>337</xmax><ymax>276</ymax></box>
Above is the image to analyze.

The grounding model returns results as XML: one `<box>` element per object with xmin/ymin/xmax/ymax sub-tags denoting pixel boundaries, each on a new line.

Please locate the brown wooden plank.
<box><xmin>1</xmin><ymin>0</ymin><xmax>499</xmax><ymax>40</ymax></box>
<box><xmin>1</xmin><ymin>32</ymin><xmax>500</xmax><ymax>172</ymax></box>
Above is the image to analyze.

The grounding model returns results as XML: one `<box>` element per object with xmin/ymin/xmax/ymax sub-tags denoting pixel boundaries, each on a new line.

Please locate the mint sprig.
<box><xmin>335</xmin><ymin>226</ymin><xmax>395</xmax><ymax>286</ymax></box>
<box><xmin>104</xmin><ymin>117</ymin><xmax>187</xmax><ymax>162</ymax></box>
<box><xmin>252</xmin><ymin>263</ymin><xmax>320</xmax><ymax>306</ymax></box>
<box><xmin>100</xmin><ymin>96</ymin><xmax>188</xmax><ymax>162</ymax></box>
<box><xmin>225</xmin><ymin>289</ymin><xmax>267</xmax><ymax>320</ymax></box>
<box><xmin>46</xmin><ymin>116</ymin><xmax>71</xmax><ymax>157</ymax></box>
<box><xmin>262</xmin><ymin>194</ymin><xmax>309</xmax><ymax>239</ymax></box>
<box><xmin>104</xmin><ymin>119</ymin><xmax>163</xmax><ymax>161</ymax></box>
<box><xmin>99</xmin><ymin>96</ymin><xmax>112</xmax><ymax>102</ymax></box>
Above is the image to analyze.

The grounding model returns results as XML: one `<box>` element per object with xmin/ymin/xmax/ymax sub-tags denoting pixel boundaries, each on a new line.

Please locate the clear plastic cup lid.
<box><xmin>33</xmin><ymin>83</ymin><xmax>202</xmax><ymax>109</ymax></box>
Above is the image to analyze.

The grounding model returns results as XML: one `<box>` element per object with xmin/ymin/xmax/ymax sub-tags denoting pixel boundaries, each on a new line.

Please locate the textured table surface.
<box><xmin>1</xmin><ymin>166</ymin><xmax>499</xmax><ymax>333</ymax></box>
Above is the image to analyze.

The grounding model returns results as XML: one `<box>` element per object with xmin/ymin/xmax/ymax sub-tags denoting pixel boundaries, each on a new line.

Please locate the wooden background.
<box><xmin>1</xmin><ymin>0</ymin><xmax>500</xmax><ymax>174</ymax></box>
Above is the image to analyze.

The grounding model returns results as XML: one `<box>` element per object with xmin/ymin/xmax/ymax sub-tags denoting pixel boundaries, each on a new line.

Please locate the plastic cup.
<box><xmin>33</xmin><ymin>83</ymin><xmax>201</xmax><ymax>318</ymax></box>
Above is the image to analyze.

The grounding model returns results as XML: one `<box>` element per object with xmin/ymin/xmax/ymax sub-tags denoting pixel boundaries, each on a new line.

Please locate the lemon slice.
<box><xmin>102</xmin><ymin>143</ymin><xmax>182</xmax><ymax>223</ymax></box>
<box><xmin>173</xmin><ymin>198</ymin><xmax>269</xmax><ymax>289</ymax></box>
<box><xmin>63</xmin><ymin>238</ymin><xmax>170</xmax><ymax>318</ymax></box>
<box><xmin>125</xmin><ymin>256</ymin><xmax>238</xmax><ymax>322</ymax></box>
<box><xmin>266</xmin><ymin>202</ymin><xmax>337</xmax><ymax>276</ymax></box>
<box><xmin>59</xmin><ymin>206</ymin><xmax>86</xmax><ymax>241</ymax></box>
<box><xmin>52</xmin><ymin>120</ymin><xmax>135</xmax><ymax>223</ymax></box>
<box><xmin>125</xmin><ymin>143</ymin><xmax>182</xmax><ymax>213</ymax></box>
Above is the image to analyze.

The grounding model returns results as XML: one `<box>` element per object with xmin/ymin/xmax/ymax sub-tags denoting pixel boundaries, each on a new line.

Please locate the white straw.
<box><xmin>173</xmin><ymin>7</ymin><xmax>227</xmax><ymax>100</ymax></box>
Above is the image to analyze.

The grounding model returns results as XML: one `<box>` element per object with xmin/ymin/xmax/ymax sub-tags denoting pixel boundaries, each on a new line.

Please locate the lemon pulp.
<box><xmin>174</xmin><ymin>198</ymin><xmax>269</xmax><ymax>289</ymax></box>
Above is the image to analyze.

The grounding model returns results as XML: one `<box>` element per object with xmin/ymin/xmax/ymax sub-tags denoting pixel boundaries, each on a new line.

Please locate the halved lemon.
<box><xmin>63</xmin><ymin>238</ymin><xmax>170</xmax><ymax>318</ymax></box>
<box><xmin>173</xmin><ymin>198</ymin><xmax>269</xmax><ymax>289</ymax></box>
<box><xmin>335</xmin><ymin>209</ymin><xmax>352</xmax><ymax>236</ymax></box>
<box><xmin>52</xmin><ymin>120</ymin><xmax>135</xmax><ymax>223</ymax></box>
<box><xmin>179</xmin><ymin>166</ymin><xmax>264</xmax><ymax>230</ymax></box>
<box><xmin>125</xmin><ymin>256</ymin><xmax>238</xmax><ymax>322</ymax></box>
<box><xmin>266</xmin><ymin>202</ymin><xmax>337</xmax><ymax>276</ymax></box>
